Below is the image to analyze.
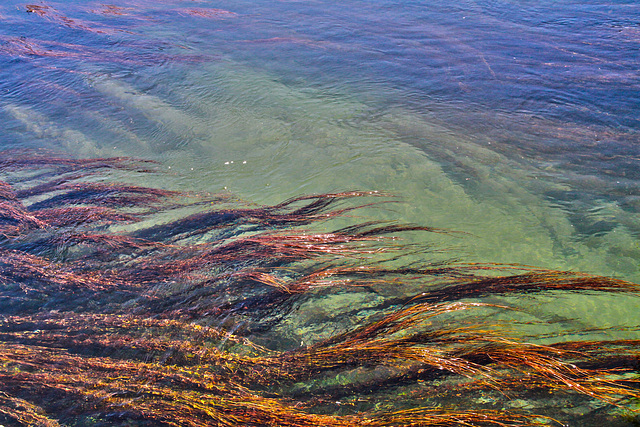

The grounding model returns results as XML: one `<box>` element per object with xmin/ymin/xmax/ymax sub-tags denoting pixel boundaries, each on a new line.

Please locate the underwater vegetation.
<box><xmin>0</xmin><ymin>149</ymin><xmax>639</xmax><ymax>427</ymax></box>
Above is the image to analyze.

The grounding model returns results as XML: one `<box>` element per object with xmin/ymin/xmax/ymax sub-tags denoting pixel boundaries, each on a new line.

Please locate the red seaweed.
<box><xmin>32</xmin><ymin>206</ymin><xmax>142</xmax><ymax>227</ymax></box>
<box><xmin>25</xmin><ymin>3</ymin><xmax>122</xmax><ymax>35</ymax></box>
<box><xmin>0</xmin><ymin>149</ymin><xmax>159</xmax><ymax>173</ymax></box>
<box><xmin>175</xmin><ymin>8</ymin><xmax>238</xmax><ymax>19</ymax></box>
<box><xmin>87</xmin><ymin>4</ymin><xmax>135</xmax><ymax>17</ymax></box>
<box><xmin>26</xmin><ymin>182</ymin><xmax>181</xmax><ymax>211</ymax></box>
<box><xmin>0</xmin><ymin>152</ymin><xmax>638</xmax><ymax>426</ymax></box>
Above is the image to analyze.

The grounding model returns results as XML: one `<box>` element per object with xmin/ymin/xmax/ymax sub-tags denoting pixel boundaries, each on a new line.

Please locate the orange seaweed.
<box><xmin>0</xmin><ymin>151</ymin><xmax>638</xmax><ymax>426</ymax></box>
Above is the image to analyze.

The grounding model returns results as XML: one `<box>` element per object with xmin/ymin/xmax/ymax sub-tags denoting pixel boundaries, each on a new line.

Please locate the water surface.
<box><xmin>2</xmin><ymin>0</ymin><xmax>639</xmax><ymax>282</ymax></box>
<box><xmin>1</xmin><ymin>1</ymin><xmax>639</xmax><ymax>423</ymax></box>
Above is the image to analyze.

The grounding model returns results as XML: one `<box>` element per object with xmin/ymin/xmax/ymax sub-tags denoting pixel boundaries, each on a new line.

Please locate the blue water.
<box><xmin>1</xmin><ymin>1</ymin><xmax>639</xmax><ymax>282</ymax></box>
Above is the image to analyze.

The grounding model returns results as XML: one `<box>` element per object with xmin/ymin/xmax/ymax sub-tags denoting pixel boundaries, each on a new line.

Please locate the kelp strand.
<box><xmin>0</xmin><ymin>151</ymin><xmax>638</xmax><ymax>426</ymax></box>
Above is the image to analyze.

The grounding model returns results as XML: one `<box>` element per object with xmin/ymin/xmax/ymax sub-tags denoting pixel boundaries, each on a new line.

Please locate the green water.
<box><xmin>8</xmin><ymin>61</ymin><xmax>639</xmax><ymax>284</ymax></box>
<box><xmin>6</xmin><ymin>60</ymin><xmax>639</xmax><ymax>342</ymax></box>
<box><xmin>2</xmin><ymin>2</ymin><xmax>640</xmax><ymax>424</ymax></box>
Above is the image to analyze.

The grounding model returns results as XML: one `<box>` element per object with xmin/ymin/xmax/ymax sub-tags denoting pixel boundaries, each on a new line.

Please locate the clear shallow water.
<box><xmin>2</xmin><ymin>0</ymin><xmax>639</xmax><ymax>282</ymax></box>
<box><xmin>1</xmin><ymin>1</ymin><xmax>640</xmax><ymax>425</ymax></box>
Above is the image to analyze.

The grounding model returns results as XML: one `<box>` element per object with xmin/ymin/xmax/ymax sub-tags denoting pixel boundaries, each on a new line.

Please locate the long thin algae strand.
<box><xmin>0</xmin><ymin>150</ymin><xmax>638</xmax><ymax>426</ymax></box>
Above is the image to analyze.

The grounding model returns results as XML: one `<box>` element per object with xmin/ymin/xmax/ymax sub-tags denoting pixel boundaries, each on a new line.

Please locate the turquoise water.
<box><xmin>2</xmin><ymin>0</ymin><xmax>639</xmax><ymax>282</ymax></box>
<box><xmin>1</xmin><ymin>1</ymin><xmax>640</xmax><ymax>425</ymax></box>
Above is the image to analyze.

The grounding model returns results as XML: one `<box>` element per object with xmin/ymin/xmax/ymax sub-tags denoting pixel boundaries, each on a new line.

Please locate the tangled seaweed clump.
<box><xmin>0</xmin><ymin>149</ymin><xmax>639</xmax><ymax>427</ymax></box>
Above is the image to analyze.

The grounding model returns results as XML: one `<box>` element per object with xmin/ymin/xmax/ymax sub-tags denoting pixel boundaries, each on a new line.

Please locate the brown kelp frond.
<box><xmin>32</xmin><ymin>206</ymin><xmax>143</xmax><ymax>227</ymax></box>
<box><xmin>175</xmin><ymin>8</ymin><xmax>238</xmax><ymax>19</ymax></box>
<box><xmin>240</xmin><ymin>268</ymin><xmax>359</xmax><ymax>294</ymax></box>
<box><xmin>0</xmin><ymin>33</ymin><xmax>213</xmax><ymax>66</ymax></box>
<box><xmin>1</xmin><ymin>311</ymin><xmax>635</xmax><ymax>422</ymax></box>
<box><xmin>317</xmin><ymin>301</ymin><xmax>496</xmax><ymax>348</ymax></box>
<box><xmin>551</xmin><ymin>339</ymin><xmax>640</xmax><ymax>356</ymax></box>
<box><xmin>3</xmin><ymin>231</ymin><xmax>164</xmax><ymax>264</ymax></box>
<box><xmin>0</xmin><ymin>200</ymin><xmax>48</xmax><ymax>235</ymax></box>
<box><xmin>0</xmin><ymin>181</ymin><xmax>17</xmax><ymax>201</ymax></box>
<box><xmin>111</xmin><ymin>229</ymin><xmax>382</xmax><ymax>287</ymax></box>
<box><xmin>16</xmin><ymin>179</ymin><xmax>226</xmax><ymax>223</ymax></box>
<box><xmin>0</xmin><ymin>391</ymin><xmax>60</xmax><ymax>427</ymax></box>
<box><xmin>0</xmin><ymin>343</ymin><xmax>352</xmax><ymax>427</ymax></box>
<box><xmin>24</xmin><ymin>4</ymin><xmax>52</xmax><ymax>17</ymax></box>
<box><xmin>223</xmin><ymin>231</ymin><xmax>391</xmax><ymax>261</ymax></box>
<box><xmin>546</xmin><ymin>339</ymin><xmax>640</xmax><ymax>374</ymax></box>
<box><xmin>108</xmin><ymin>240</ymin><xmax>245</xmax><ymax>285</ymax></box>
<box><xmin>25</xmin><ymin>3</ymin><xmax>122</xmax><ymax>35</ymax></box>
<box><xmin>87</xmin><ymin>4</ymin><xmax>134</xmax><ymax>17</ymax></box>
<box><xmin>408</xmin><ymin>270</ymin><xmax>640</xmax><ymax>304</ymax></box>
<box><xmin>333</xmin><ymin>220</ymin><xmax>459</xmax><ymax>238</ymax></box>
<box><xmin>465</xmin><ymin>339</ymin><xmax>640</xmax><ymax>405</ymax></box>
<box><xmin>0</xmin><ymin>149</ymin><xmax>159</xmax><ymax>174</ymax></box>
<box><xmin>0</xmin><ymin>248</ymin><xmax>123</xmax><ymax>293</ymax></box>
<box><xmin>132</xmin><ymin>192</ymin><xmax>385</xmax><ymax>243</ymax></box>
<box><xmin>191</xmin><ymin>223</ymin><xmax>456</xmax><ymax>272</ymax></box>
<box><xmin>237</xmin><ymin>263</ymin><xmax>442</xmax><ymax>294</ymax></box>
<box><xmin>258</xmin><ymin>192</ymin><xmax>391</xmax><ymax>225</ymax></box>
<box><xmin>271</xmin><ymin>191</ymin><xmax>388</xmax><ymax>209</ymax></box>
<box><xmin>1</xmin><ymin>153</ymin><xmax>639</xmax><ymax>425</ymax></box>
<box><xmin>238</xmin><ymin>221</ymin><xmax>457</xmax><ymax>256</ymax></box>
<box><xmin>0</xmin><ymin>342</ymin><xmax>558</xmax><ymax>427</ymax></box>
<box><xmin>247</xmin><ymin>301</ymin><xmax>640</xmax><ymax>408</ymax></box>
<box><xmin>131</xmin><ymin>210</ymin><xmax>257</xmax><ymax>242</ymax></box>
<box><xmin>238</xmin><ymin>262</ymin><xmax>504</xmax><ymax>296</ymax></box>
<box><xmin>0</xmin><ymin>184</ymin><xmax>47</xmax><ymax>234</ymax></box>
<box><xmin>263</xmin><ymin>302</ymin><xmax>501</xmax><ymax>382</ymax></box>
<box><xmin>361</xmin><ymin>408</ymin><xmax>553</xmax><ymax>427</ymax></box>
<box><xmin>48</xmin><ymin>232</ymin><xmax>156</xmax><ymax>250</ymax></box>
<box><xmin>26</xmin><ymin>182</ymin><xmax>182</xmax><ymax>211</ymax></box>
<box><xmin>0</xmin><ymin>315</ymin><xmax>265</xmax><ymax>367</ymax></box>
<box><xmin>13</xmin><ymin>172</ymin><xmax>104</xmax><ymax>198</ymax></box>
<box><xmin>1</xmin><ymin>312</ymin><xmax>268</xmax><ymax>353</ymax></box>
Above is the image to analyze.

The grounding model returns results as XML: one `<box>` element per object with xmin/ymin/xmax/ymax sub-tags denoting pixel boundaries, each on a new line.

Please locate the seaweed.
<box><xmin>0</xmin><ymin>151</ymin><xmax>638</xmax><ymax>426</ymax></box>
